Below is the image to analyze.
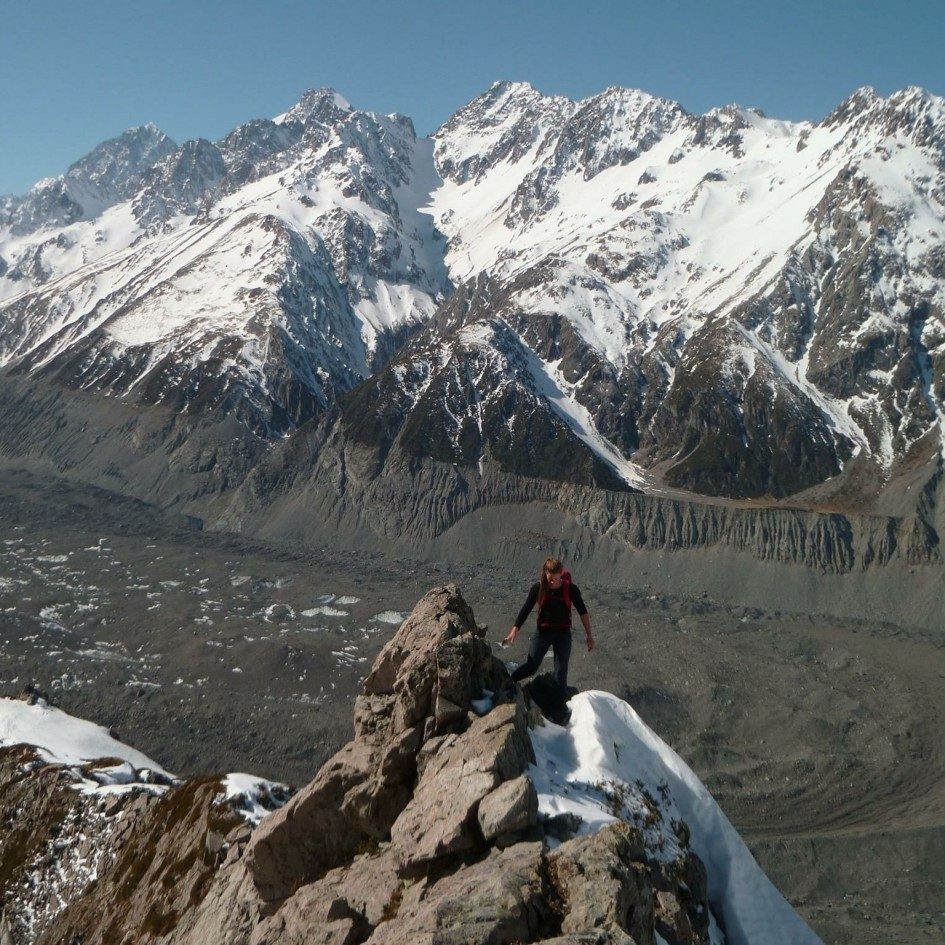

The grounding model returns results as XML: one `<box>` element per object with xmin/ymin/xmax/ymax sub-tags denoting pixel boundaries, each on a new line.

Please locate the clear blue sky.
<box><xmin>2</xmin><ymin>0</ymin><xmax>943</xmax><ymax>196</ymax></box>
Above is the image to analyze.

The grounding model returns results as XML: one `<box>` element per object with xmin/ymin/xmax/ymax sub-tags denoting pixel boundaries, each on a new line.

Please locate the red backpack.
<box><xmin>561</xmin><ymin>570</ymin><xmax>572</xmax><ymax>610</ymax></box>
<box><xmin>538</xmin><ymin>569</ymin><xmax>573</xmax><ymax>616</ymax></box>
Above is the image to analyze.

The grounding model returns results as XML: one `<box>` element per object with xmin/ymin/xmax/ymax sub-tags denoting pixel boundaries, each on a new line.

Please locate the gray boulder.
<box><xmin>550</xmin><ymin>821</ymin><xmax>654</xmax><ymax>945</ymax></box>
<box><xmin>477</xmin><ymin>774</ymin><xmax>539</xmax><ymax>842</ymax></box>
<box><xmin>390</xmin><ymin>699</ymin><xmax>533</xmax><ymax>869</ymax></box>
<box><xmin>364</xmin><ymin>841</ymin><xmax>552</xmax><ymax>945</ymax></box>
<box><xmin>249</xmin><ymin>848</ymin><xmax>401</xmax><ymax>944</ymax></box>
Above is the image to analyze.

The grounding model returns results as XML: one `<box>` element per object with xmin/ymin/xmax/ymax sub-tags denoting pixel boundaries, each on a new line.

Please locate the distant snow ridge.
<box><xmin>0</xmin><ymin>88</ymin><xmax>449</xmax><ymax>438</ymax></box>
<box><xmin>421</xmin><ymin>81</ymin><xmax>945</xmax><ymax>497</ymax></box>
<box><xmin>0</xmin><ymin>696</ymin><xmax>289</xmax><ymax>824</ymax></box>
<box><xmin>0</xmin><ymin>695</ymin><xmax>172</xmax><ymax>774</ymax></box>
<box><xmin>530</xmin><ymin>690</ymin><xmax>824</xmax><ymax>945</ymax></box>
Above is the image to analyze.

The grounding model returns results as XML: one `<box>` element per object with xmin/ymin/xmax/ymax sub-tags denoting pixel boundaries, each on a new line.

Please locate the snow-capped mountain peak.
<box><xmin>0</xmin><ymin>122</ymin><xmax>178</xmax><ymax>237</ymax></box>
<box><xmin>1</xmin><ymin>81</ymin><xmax>944</xmax><ymax>503</ymax></box>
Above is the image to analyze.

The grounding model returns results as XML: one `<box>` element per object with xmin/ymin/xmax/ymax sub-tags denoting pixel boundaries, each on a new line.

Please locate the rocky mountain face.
<box><xmin>217</xmin><ymin>422</ymin><xmax>942</xmax><ymax>580</ymax></box>
<box><xmin>402</xmin><ymin>82</ymin><xmax>945</xmax><ymax>499</ymax></box>
<box><xmin>0</xmin><ymin>586</ymin><xmax>821</xmax><ymax>945</ymax></box>
<box><xmin>0</xmin><ymin>124</ymin><xmax>178</xmax><ymax>237</ymax></box>
<box><xmin>0</xmin><ymin>89</ymin><xmax>447</xmax><ymax>442</ymax></box>
<box><xmin>1</xmin><ymin>82</ymin><xmax>944</xmax><ymax>505</ymax></box>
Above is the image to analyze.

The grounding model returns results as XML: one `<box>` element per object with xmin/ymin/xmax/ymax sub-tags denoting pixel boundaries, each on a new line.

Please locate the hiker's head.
<box><xmin>540</xmin><ymin>557</ymin><xmax>564</xmax><ymax>592</ymax></box>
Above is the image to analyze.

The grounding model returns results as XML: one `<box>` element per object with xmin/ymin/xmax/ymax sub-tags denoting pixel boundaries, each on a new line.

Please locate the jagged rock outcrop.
<box><xmin>1</xmin><ymin>585</ymin><xmax>720</xmax><ymax>945</ymax></box>
<box><xmin>549</xmin><ymin>822</ymin><xmax>711</xmax><ymax>945</ymax></box>
<box><xmin>241</xmin><ymin>584</ymin><xmax>714</xmax><ymax>945</ymax></box>
<box><xmin>245</xmin><ymin>584</ymin><xmax>522</xmax><ymax>899</ymax></box>
<box><xmin>0</xmin><ymin>685</ymin><xmax>292</xmax><ymax>945</ymax></box>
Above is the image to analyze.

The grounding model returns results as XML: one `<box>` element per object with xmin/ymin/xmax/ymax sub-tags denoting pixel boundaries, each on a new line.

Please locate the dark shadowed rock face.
<box><xmin>0</xmin><ymin>738</ymin><xmax>250</xmax><ymax>945</ymax></box>
<box><xmin>1</xmin><ymin>584</ymin><xmax>717</xmax><ymax>945</ymax></box>
<box><xmin>35</xmin><ymin>778</ymin><xmax>247</xmax><ymax>945</ymax></box>
<box><xmin>0</xmin><ymin>746</ymin><xmax>108</xmax><ymax>941</ymax></box>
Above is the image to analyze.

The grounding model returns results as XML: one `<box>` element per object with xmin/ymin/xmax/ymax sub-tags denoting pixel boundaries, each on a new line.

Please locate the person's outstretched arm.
<box><xmin>573</xmin><ymin>584</ymin><xmax>595</xmax><ymax>651</ymax></box>
<box><xmin>504</xmin><ymin>583</ymin><xmax>539</xmax><ymax>645</ymax></box>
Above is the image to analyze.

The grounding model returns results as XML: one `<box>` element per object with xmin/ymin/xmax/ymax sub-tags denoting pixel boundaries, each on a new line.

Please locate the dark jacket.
<box><xmin>515</xmin><ymin>580</ymin><xmax>587</xmax><ymax>631</ymax></box>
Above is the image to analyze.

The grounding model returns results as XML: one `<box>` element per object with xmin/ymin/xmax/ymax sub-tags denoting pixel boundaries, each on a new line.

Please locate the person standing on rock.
<box><xmin>503</xmin><ymin>557</ymin><xmax>594</xmax><ymax>688</ymax></box>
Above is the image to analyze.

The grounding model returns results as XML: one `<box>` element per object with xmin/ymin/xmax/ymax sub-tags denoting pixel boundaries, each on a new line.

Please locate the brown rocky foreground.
<box><xmin>3</xmin><ymin>585</ymin><xmax>715</xmax><ymax>945</ymax></box>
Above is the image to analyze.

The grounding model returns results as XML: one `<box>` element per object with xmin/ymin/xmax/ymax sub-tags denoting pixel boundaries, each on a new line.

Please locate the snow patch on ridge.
<box><xmin>217</xmin><ymin>772</ymin><xmax>293</xmax><ymax>825</ymax></box>
<box><xmin>1</xmin><ymin>697</ymin><xmax>291</xmax><ymax>823</ymax></box>
<box><xmin>0</xmin><ymin>696</ymin><xmax>171</xmax><ymax>774</ymax></box>
<box><xmin>529</xmin><ymin>690</ymin><xmax>823</xmax><ymax>945</ymax></box>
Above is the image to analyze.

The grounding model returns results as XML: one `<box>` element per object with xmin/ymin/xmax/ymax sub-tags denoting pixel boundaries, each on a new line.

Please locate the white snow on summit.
<box><xmin>1</xmin><ymin>82</ymin><xmax>944</xmax><ymax>488</ymax></box>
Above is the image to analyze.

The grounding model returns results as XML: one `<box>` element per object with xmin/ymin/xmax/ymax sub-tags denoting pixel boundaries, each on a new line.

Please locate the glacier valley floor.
<box><xmin>0</xmin><ymin>466</ymin><xmax>943</xmax><ymax>944</ymax></box>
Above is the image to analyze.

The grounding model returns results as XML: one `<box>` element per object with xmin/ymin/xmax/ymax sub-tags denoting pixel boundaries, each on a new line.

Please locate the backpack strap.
<box><xmin>561</xmin><ymin>570</ymin><xmax>572</xmax><ymax>611</ymax></box>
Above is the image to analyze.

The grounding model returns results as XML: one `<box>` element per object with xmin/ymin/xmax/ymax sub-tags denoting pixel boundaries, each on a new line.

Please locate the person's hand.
<box><xmin>585</xmin><ymin>633</ymin><xmax>595</xmax><ymax>652</ymax></box>
<box><xmin>503</xmin><ymin>626</ymin><xmax>519</xmax><ymax>647</ymax></box>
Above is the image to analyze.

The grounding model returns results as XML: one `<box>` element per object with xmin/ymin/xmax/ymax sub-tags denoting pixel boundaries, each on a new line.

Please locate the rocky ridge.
<box><xmin>218</xmin><ymin>425</ymin><xmax>942</xmax><ymax>575</ymax></box>
<box><xmin>0</xmin><ymin>124</ymin><xmax>178</xmax><ymax>237</ymax></box>
<box><xmin>0</xmin><ymin>585</ymin><xmax>821</xmax><ymax>945</ymax></box>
